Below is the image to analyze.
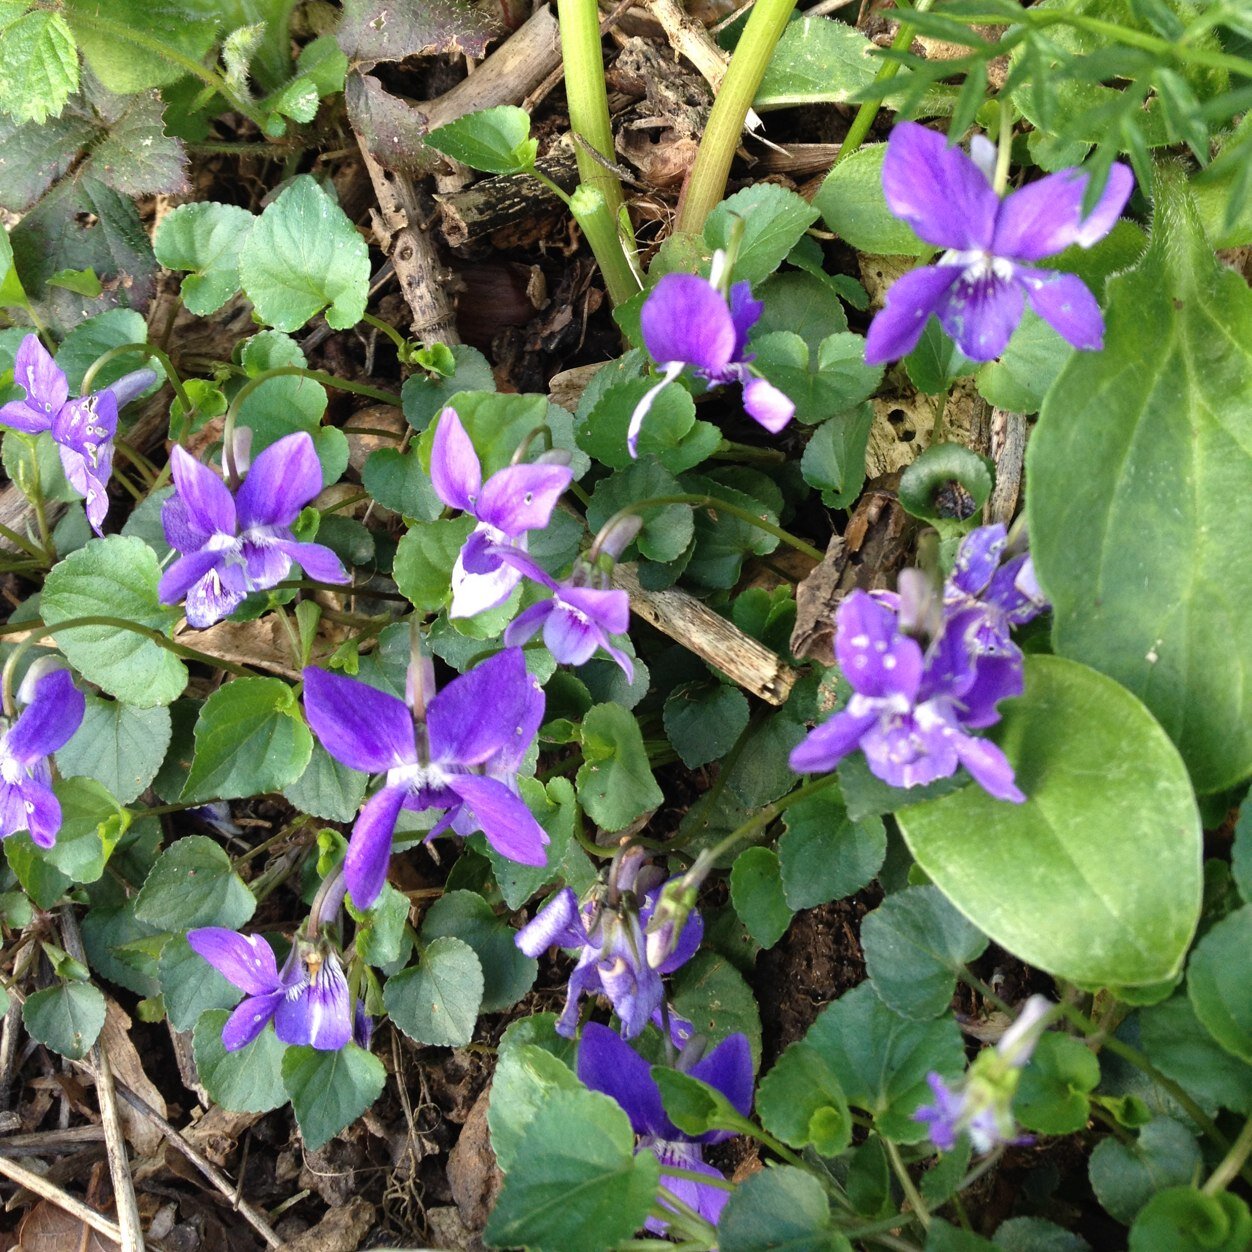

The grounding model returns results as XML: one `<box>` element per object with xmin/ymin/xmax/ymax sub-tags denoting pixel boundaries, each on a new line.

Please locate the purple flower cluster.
<box><xmin>789</xmin><ymin>525</ymin><xmax>1046</xmax><ymax>801</ymax></box>
<box><xmin>866</xmin><ymin>123</ymin><xmax>1133</xmax><ymax>364</ymax></box>
<box><xmin>187</xmin><ymin>927</ymin><xmax>356</xmax><ymax>1051</ymax></box>
<box><xmin>579</xmin><ymin>1023</ymin><xmax>753</xmax><ymax>1232</ymax></box>
<box><xmin>430</xmin><ymin>408</ymin><xmax>634</xmax><ymax>675</ymax></box>
<box><xmin>629</xmin><ymin>252</ymin><xmax>793</xmax><ymax>457</ymax></box>
<box><xmin>0</xmin><ymin>662</ymin><xmax>85</xmax><ymax>848</ymax></box>
<box><xmin>303</xmin><ymin>647</ymin><xmax>548</xmax><ymax>911</ymax></box>
<box><xmin>158</xmin><ymin>431</ymin><xmax>349</xmax><ymax>629</ymax></box>
<box><xmin>515</xmin><ymin>849</ymin><xmax>702</xmax><ymax>1039</ymax></box>
<box><xmin>430</xmin><ymin>408</ymin><xmax>573</xmax><ymax>619</ymax></box>
<box><xmin>0</xmin><ymin>334</ymin><xmax>155</xmax><ymax>534</ymax></box>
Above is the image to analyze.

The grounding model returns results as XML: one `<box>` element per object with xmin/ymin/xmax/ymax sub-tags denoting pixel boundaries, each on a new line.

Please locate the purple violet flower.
<box><xmin>516</xmin><ymin>857</ymin><xmax>702</xmax><ymax>1039</ymax></box>
<box><xmin>628</xmin><ymin>252</ymin><xmax>794</xmax><ymax>458</ymax></box>
<box><xmin>865</xmin><ymin>122</ymin><xmax>1134</xmax><ymax>364</ymax></box>
<box><xmin>158</xmin><ymin>431</ymin><xmax>349</xmax><ymax>629</ymax></box>
<box><xmin>494</xmin><ymin>548</ymin><xmax>634</xmax><ymax>679</ymax></box>
<box><xmin>186</xmin><ymin>928</ymin><xmax>353</xmax><ymax>1051</ymax></box>
<box><xmin>915</xmin><ymin>995</ymin><xmax>1052</xmax><ymax>1153</ymax></box>
<box><xmin>0</xmin><ymin>662</ymin><xmax>85</xmax><ymax>848</ymax></box>
<box><xmin>789</xmin><ymin>588</ymin><xmax>1024</xmax><ymax>801</ymax></box>
<box><xmin>944</xmin><ymin>524</ymin><xmax>1048</xmax><ymax>667</ymax></box>
<box><xmin>0</xmin><ymin>334</ymin><xmax>155</xmax><ymax>535</ymax></box>
<box><xmin>430</xmin><ymin>408</ymin><xmax>574</xmax><ymax>618</ymax></box>
<box><xmin>303</xmin><ymin>648</ymin><xmax>549</xmax><ymax>911</ymax></box>
<box><xmin>579</xmin><ymin>1022</ymin><xmax>753</xmax><ymax>1233</ymax></box>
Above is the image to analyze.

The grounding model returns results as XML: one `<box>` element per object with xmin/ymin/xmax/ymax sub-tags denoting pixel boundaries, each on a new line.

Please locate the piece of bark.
<box><xmin>986</xmin><ymin>408</ymin><xmax>1027</xmax><ymax>526</ymax></box>
<box><xmin>437</xmin><ymin>155</ymin><xmax>578</xmax><ymax>247</ymax></box>
<box><xmin>613</xmin><ymin>563</ymin><xmax>796</xmax><ymax>705</ymax></box>
<box><xmin>446</xmin><ymin>1086</ymin><xmax>502</xmax><ymax>1233</ymax></box>
<box><xmin>96</xmin><ymin>999</ymin><xmax>167</xmax><ymax>1159</ymax></box>
<box><xmin>276</xmin><ymin>1196</ymin><xmax>375</xmax><ymax>1252</ymax></box>
<box><xmin>422</xmin><ymin>6</ymin><xmax>562</xmax><ymax>135</ymax></box>
<box><xmin>789</xmin><ymin>478</ymin><xmax>916</xmax><ymax>666</ymax></box>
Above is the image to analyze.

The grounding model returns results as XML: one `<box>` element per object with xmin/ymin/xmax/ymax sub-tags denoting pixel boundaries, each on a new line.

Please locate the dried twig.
<box><xmin>0</xmin><ymin>1154</ymin><xmax>124</xmax><ymax>1245</ymax></box>
<box><xmin>61</xmin><ymin>910</ymin><xmax>144</xmax><ymax>1252</ymax></box>
<box><xmin>108</xmin><ymin>1084</ymin><xmax>281</xmax><ymax>1249</ymax></box>
<box><xmin>612</xmin><ymin>563</ymin><xmax>796</xmax><ymax>704</ymax></box>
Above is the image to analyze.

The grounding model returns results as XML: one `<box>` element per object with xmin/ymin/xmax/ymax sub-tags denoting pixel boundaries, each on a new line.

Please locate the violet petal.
<box><xmin>430</xmin><ymin>408</ymin><xmax>482</xmax><ymax>513</ymax></box>
<box><xmin>992</xmin><ymin>163</ymin><xmax>1134</xmax><ymax>261</ymax></box>
<box><xmin>427</xmin><ymin>649</ymin><xmax>535</xmax><ymax>767</ymax></box>
<box><xmin>640</xmin><ymin>274</ymin><xmax>737</xmax><ymax>374</ymax></box>
<box><xmin>881</xmin><ymin>122</ymin><xmax>999</xmax><ymax>252</ymax></box>
<box><xmin>168</xmin><ymin>445</ymin><xmax>237</xmax><ymax>538</ymax></box>
<box><xmin>864</xmin><ymin>265</ymin><xmax>964</xmax><ymax>364</ymax></box>
<box><xmin>235</xmin><ymin>431</ymin><xmax>322</xmax><ymax>530</ymax></box>
<box><xmin>187</xmin><ymin>927</ymin><xmax>280</xmax><ymax>996</ymax></box>
<box><xmin>345</xmin><ymin>783</ymin><xmax>408</xmax><ymax>911</ymax></box>
<box><xmin>1019</xmin><ymin>268</ymin><xmax>1105</xmax><ymax>352</ymax></box>
<box><xmin>578</xmin><ymin>1021</ymin><xmax>672</xmax><ymax>1138</ymax></box>
<box><xmin>4</xmin><ymin>668</ymin><xmax>84</xmax><ymax>764</ymax></box>
<box><xmin>302</xmin><ymin>667</ymin><xmax>417</xmax><ymax>774</ymax></box>
<box><xmin>445</xmin><ymin>773</ymin><xmax>549</xmax><ymax>866</ymax></box>
<box><xmin>221</xmin><ymin>991</ymin><xmax>285</xmax><ymax>1051</ymax></box>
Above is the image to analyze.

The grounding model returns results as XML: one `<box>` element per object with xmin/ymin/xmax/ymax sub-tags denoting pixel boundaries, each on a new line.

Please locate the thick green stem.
<box><xmin>569</xmin><ymin>185</ymin><xmax>642</xmax><ymax>306</ymax></box>
<box><xmin>557</xmin><ymin>0</ymin><xmax>631</xmax><ymax>230</ymax></box>
<box><xmin>676</xmin><ymin>0</ymin><xmax>798</xmax><ymax>235</ymax></box>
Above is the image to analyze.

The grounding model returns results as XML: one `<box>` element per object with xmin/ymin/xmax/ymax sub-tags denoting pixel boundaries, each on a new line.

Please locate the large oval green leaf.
<box><xmin>897</xmin><ymin>656</ymin><xmax>1201</xmax><ymax>988</ymax></box>
<box><xmin>1027</xmin><ymin>169</ymin><xmax>1252</xmax><ymax>793</ymax></box>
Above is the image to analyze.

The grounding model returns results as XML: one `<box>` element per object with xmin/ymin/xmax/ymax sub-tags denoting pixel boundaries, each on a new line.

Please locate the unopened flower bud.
<box><xmin>645</xmin><ymin>877</ymin><xmax>699</xmax><ymax>969</ymax></box>
<box><xmin>107</xmin><ymin>368</ymin><xmax>158</xmax><ymax>409</ymax></box>
<box><xmin>595</xmin><ymin>514</ymin><xmax>643</xmax><ymax>563</ymax></box>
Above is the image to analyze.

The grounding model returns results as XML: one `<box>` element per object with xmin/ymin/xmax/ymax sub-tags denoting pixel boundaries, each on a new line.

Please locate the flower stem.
<box><xmin>569</xmin><ymin>184</ymin><xmax>642</xmax><ymax>308</ymax></box>
<box><xmin>362</xmin><ymin>312</ymin><xmax>408</xmax><ymax>356</ymax></box>
<box><xmin>675</xmin><ymin>0</ymin><xmax>798</xmax><ymax>236</ymax></box>
<box><xmin>1</xmin><ymin>615</ymin><xmax>254</xmax><ymax>676</ymax></box>
<box><xmin>679</xmin><ymin>772</ymin><xmax>842</xmax><ymax>888</ymax></box>
<box><xmin>833</xmin><ymin>0</ymin><xmax>936</xmax><ymax>167</ymax></box>
<box><xmin>884</xmin><ymin>1139</ymin><xmax>931</xmax><ymax>1229</ymax></box>
<box><xmin>599</xmin><ymin>493</ymin><xmax>824</xmax><ymax>562</ymax></box>
<box><xmin>79</xmin><ymin>342</ymin><xmax>193</xmax><ymax>420</ymax></box>
<box><xmin>1203</xmin><ymin>1115</ymin><xmax>1252</xmax><ymax>1195</ymax></box>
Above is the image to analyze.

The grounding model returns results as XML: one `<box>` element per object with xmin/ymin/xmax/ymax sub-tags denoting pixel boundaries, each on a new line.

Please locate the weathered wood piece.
<box><xmin>437</xmin><ymin>155</ymin><xmax>579</xmax><ymax>247</ymax></box>
<box><xmin>612</xmin><ymin>563</ymin><xmax>796</xmax><ymax>704</ymax></box>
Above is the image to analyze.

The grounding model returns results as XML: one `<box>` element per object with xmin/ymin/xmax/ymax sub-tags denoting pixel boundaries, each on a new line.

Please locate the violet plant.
<box><xmin>158</xmin><ymin>430</ymin><xmax>349</xmax><ymax>628</ymax></box>
<box><xmin>302</xmin><ymin>646</ymin><xmax>548</xmax><ymax>910</ymax></box>
<box><xmin>430</xmin><ymin>407</ymin><xmax>573</xmax><ymax>618</ymax></box>
<box><xmin>578</xmin><ymin>1022</ymin><xmax>754</xmax><ymax>1233</ymax></box>
<box><xmin>2</xmin><ymin>7</ymin><xmax>1249</xmax><ymax>1247</ymax></box>
<box><xmin>0</xmin><ymin>334</ymin><xmax>155</xmax><ymax>535</ymax></box>
<box><xmin>629</xmin><ymin>251</ymin><xmax>794</xmax><ymax>456</ymax></box>
<box><xmin>864</xmin><ymin>122</ymin><xmax>1134</xmax><ymax>363</ymax></box>
<box><xmin>0</xmin><ymin>661</ymin><xmax>85</xmax><ymax>847</ymax></box>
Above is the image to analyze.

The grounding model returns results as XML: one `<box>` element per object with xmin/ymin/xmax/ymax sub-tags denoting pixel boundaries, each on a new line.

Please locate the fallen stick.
<box><xmin>0</xmin><ymin>1154</ymin><xmax>124</xmax><ymax>1246</ymax></box>
<box><xmin>61</xmin><ymin>909</ymin><xmax>144</xmax><ymax>1252</ymax></box>
<box><xmin>612</xmin><ymin>562</ymin><xmax>796</xmax><ymax>704</ymax></box>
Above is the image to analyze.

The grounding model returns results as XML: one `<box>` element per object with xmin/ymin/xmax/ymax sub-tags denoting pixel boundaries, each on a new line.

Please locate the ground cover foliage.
<box><xmin>0</xmin><ymin>0</ymin><xmax>1249</xmax><ymax>1248</ymax></box>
